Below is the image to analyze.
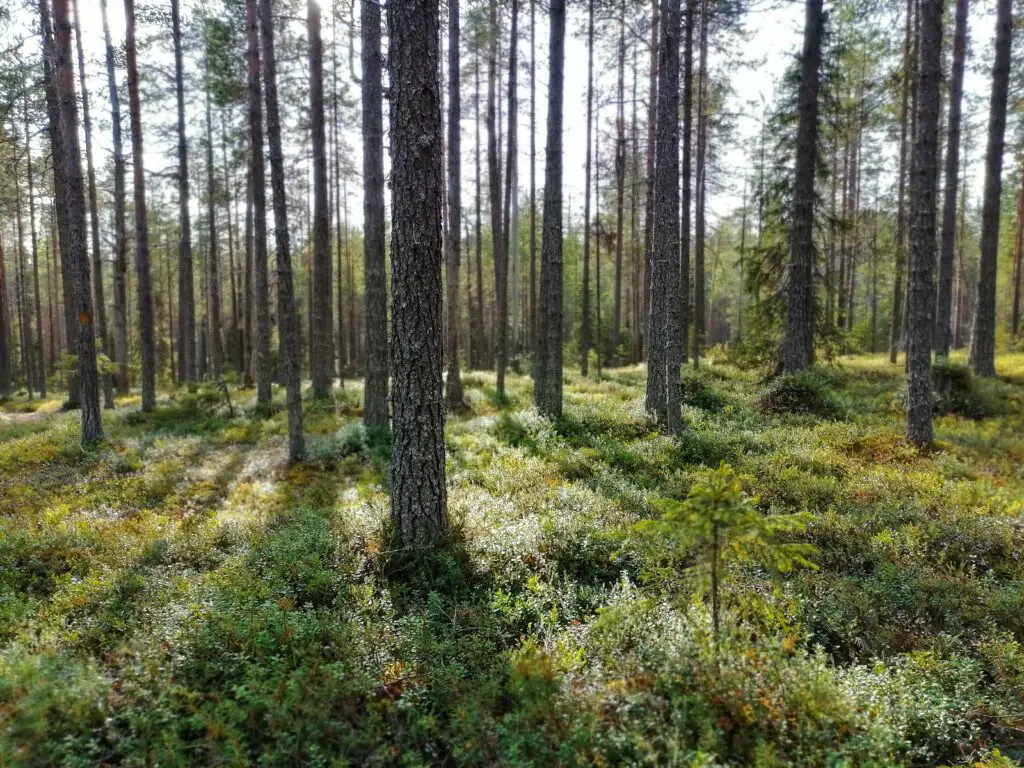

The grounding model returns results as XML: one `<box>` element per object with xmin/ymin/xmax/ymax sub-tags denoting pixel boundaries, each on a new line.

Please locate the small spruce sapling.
<box><xmin>635</xmin><ymin>463</ymin><xmax>817</xmax><ymax>653</ymax></box>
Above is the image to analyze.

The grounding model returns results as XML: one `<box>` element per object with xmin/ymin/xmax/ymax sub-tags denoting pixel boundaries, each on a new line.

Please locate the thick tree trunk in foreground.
<box><xmin>258</xmin><ymin>0</ymin><xmax>305</xmax><ymax>460</ymax></box>
<box><xmin>124</xmin><ymin>0</ymin><xmax>155</xmax><ymax>412</ymax></box>
<box><xmin>246</xmin><ymin>0</ymin><xmax>272</xmax><ymax>406</ymax></box>
<box><xmin>446</xmin><ymin>0</ymin><xmax>467</xmax><ymax>410</ymax></box>
<box><xmin>361</xmin><ymin>0</ymin><xmax>389</xmax><ymax>431</ymax></box>
<box><xmin>969</xmin><ymin>0</ymin><xmax>1012</xmax><ymax>378</ymax></box>
<box><xmin>779</xmin><ymin>0</ymin><xmax>823</xmax><ymax>373</ymax></box>
<box><xmin>935</xmin><ymin>0</ymin><xmax>967</xmax><ymax>359</ymax></box>
<box><xmin>54</xmin><ymin>0</ymin><xmax>102</xmax><ymax>442</ymax></box>
<box><xmin>535</xmin><ymin>0</ymin><xmax>565</xmax><ymax>418</ymax></box>
<box><xmin>307</xmin><ymin>0</ymin><xmax>333</xmax><ymax>400</ymax></box>
<box><xmin>905</xmin><ymin>0</ymin><xmax>942</xmax><ymax>446</ymax></box>
<box><xmin>645</xmin><ymin>0</ymin><xmax>682</xmax><ymax>433</ymax></box>
<box><xmin>387</xmin><ymin>0</ymin><xmax>449</xmax><ymax>549</ymax></box>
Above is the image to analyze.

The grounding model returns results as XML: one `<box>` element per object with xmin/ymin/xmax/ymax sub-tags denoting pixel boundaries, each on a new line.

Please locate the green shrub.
<box><xmin>758</xmin><ymin>369</ymin><xmax>847</xmax><ymax>419</ymax></box>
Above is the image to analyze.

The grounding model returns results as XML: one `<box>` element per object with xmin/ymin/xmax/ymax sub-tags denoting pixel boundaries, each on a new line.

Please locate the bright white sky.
<box><xmin>7</xmin><ymin>0</ymin><xmax>1007</xmax><ymax>234</ymax></box>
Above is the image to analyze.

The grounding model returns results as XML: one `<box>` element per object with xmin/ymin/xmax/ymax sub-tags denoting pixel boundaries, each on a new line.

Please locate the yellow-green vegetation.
<box><xmin>2</xmin><ymin>354</ymin><xmax>1023</xmax><ymax>766</ymax></box>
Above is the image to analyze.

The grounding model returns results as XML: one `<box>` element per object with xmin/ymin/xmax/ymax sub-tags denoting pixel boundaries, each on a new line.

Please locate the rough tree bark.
<box><xmin>387</xmin><ymin>0</ymin><xmax>449</xmax><ymax>549</ymax></box>
<box><xmin>446</xmin><ymin>0</ymin><xmax>467</xmax><ymax>410</ymax></box>
<box><xmin>580</xmin><ymin>0</ymin><xmax>594</xmax><ymax>376</ymax></box>
<box><xmin>905</xmin><ymin>0</ymin><xmax>942</xmax><ymax>445</ymax></box>
<box><xmin>889</xmin><ymin>0</ymin><xmax>912</xmax><ymax>363</ymax></box>
<box><xmin>307</xmin><ymin>0</ymin><xmax>333</xmax><ymax>399</ymax></box>
<box><xmin>53</xmin><ymin>0</ymin><xmax>102</xmax><ymax>442</ymax></box>
<box><xmin>171</xmin><ymin>0</ymin><xmax>196</xmax><ymax>385</ymax></box>
<box><xmin>73</xmin><ymin>0</ymin><xmax>113</xmax><ymax>408</ymax></box>
<box><xmin>779</xmin><ymin>0</ymin><xmax>823</xmax><ymax>373</ymax></box>
<box><xmin>487</xmin><ymin>0</ymin><xmax>508</xmax><ymax>396</ymax></box>
<box><xmin>258</xmin><ymin>0</ymin><xmax>305</xmax><ymax>460</ymax></box>
<box><xmin>645</xmin><ymin>0</ymin><xmax>682</xmax><ymax>434</ymax></box>
<box><xmin>204</xmin><ymin>77</ymin><xmax>225</xmax><ymax>379</ymax></box>
<box><xmin>246</xmin><ymin>0</ymin><xmax>272</xmax><ymax>406</ymax></box>
<box><xmin>361</xmin><ymin>0</ymin><xmax>389</xmax><ymax>431</ymax></box>
<box><xmin>100</xmin><ymin>0</ymin><xmax>128</xmax><ymax>395</ymax></box>
<box><xmin>124</xmin><ymin>0</ymin><xmax>156</xmax><ymax>411</ymax></box>
<box><xmin>535</xmin><ymin>0</ymin><xmax>565</xmax><ymax>418</ymax></box>
<box><xmin>935</xmin><ymin>0</ymin><xmax>967</xmax><ymax>359</ymax></box>
<box><xmin>969</xmin><ymin>0</ymin><xmax>1012</xmax><ymax>378</ymax></box>
<box><xmin>692</xmin><ymin>0</ymin><xmax>709</xmax><ymax>367</ymax></box>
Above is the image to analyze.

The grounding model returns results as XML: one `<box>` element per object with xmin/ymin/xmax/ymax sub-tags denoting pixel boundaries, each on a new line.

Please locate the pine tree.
<box><xmin>779</xmin><ymin>0</ymin><xmax>823</xmax><ymax>373</ymax></box>
<box><xmin>361</xmin><ymin>0</ymin><xmax>389</xmax><ymax>432</ymax></box>
<box><xmin>905</xmin><ymin>0</ymin><xmax>942</xmax><ymax>445</ymax></box>
<box><xmin>53</xmin><ymin>0</ymin><xmax>103</xmax><ymax>442</ymax></box>
<box><xmin>388</xmin><ymin>0</ymin><xmax>449</xmax><ymax>549</ymax></box>
<box><xmin>969</xmin><ymin>0</ymin><xmax>1012</xmax><ymax>378</ymax></box>
<box><xmin>124</xmin><ymin>0</ymin><xmax>156</xmax><ymax>411</ymax></box>
<box><xmin>535</xmin><ymin>0</ymin><xmax>565</xmax><ymax>418</ymax></box>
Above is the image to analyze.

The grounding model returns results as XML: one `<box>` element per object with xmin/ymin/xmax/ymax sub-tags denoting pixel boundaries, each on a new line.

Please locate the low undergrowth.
<box><xmin>1</xmin><ymin>355</ymin><xmax>1023</xmax><ymax>766</ymax></box>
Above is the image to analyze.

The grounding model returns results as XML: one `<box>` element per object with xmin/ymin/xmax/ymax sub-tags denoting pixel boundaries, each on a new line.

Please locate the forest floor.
<box><xmin>1</xmin><ymin>353</ymin><xmax>1023</xmax><ymax>766</ymax></box>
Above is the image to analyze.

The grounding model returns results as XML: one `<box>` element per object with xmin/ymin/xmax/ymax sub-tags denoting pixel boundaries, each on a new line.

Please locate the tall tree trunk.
<box><xmin>779</xmin><ymin>0</ymin><xmax>823</xmax><ymax>373</ymax></box>
<box><xmin>446</xmin><ymin>0</ymin><xmax>466</xmax><ymax>409</ymax></box>
<box><xmin>245</xmin><ymin>0</ymin><xmax>272</xmax><ymax>406</ymax></box>
<box><xmin>100</xmin><ymin>0</ymin><xmax>128</xmax><ymax>395</ymax></box>
<box><xmin>124</xmin><ymin>0</ymin><xmax>156</xmax><ymax>411</ymax></box>
<box><xmin>889</xmin><ymin>0</ymin><xmax>912</xmax><ymax>363</ymax></box>
<box><xmin>644</xmin><ymin>0</ymin><xmax>659</xmax><ymax>360</ymax></box>
<box><xmin>25</xmin><ymin>105</ymin><xmax>47</xmax><ymax>397</ymax></box>
<box><xmin>388</xmin><ymin>0</ymin><xmax>449</xmax><ymax>549</ymax></box>
<box><xmin>39</xmin><ymin>0</ymin><xmax>78</xmax><ymax>407</ymax></box>
<box><xmin>72</xmin><ymin>0</ymin><xmax>113</xmax><ymax>408</ymax></box>
<box><xmin>361</xmin><ymin>0</ymin><xmax>389</xmax><ymax>430</ymax></box>
<box><xmin>171</xmin><ymin>0</ymin><xmax>196</xmax><ymax>385</ymax></box>
<box><xmin>529</xmin><ymin>0</ymin><xmax>537</xmax><ymax>357</ymax></box>
<box><xmin>692</xmin><ymin>0</ymin><xmax>708</xmax><ymax>367</ymax></box>
<box><xmin>204</xmin><ymin>81</ymin><xmax>225</xmax><ymax>379</ymax></box>
<box><xmin>612</xmin><ymin>0</ymin><xmax>626</xmax><ymax>366</ymax></box>
<box><xmin>221</xmin><ymin>116</ymin><xmax>243</xmax><ymax>376</ymax></box>
<box><xmin>305</xmin><ymin>0</ymin><xmax>333</xmax><ymax>399</ymax></box>
<box><xmin>935</xmin><ymin>0</ymin><xmax>967</xmax><ymax>358</ymax></box>
<box><xmin>680</xmin><ymin>0</ymin><xmax>693</xmax><ymax>365</ymax></box>
<box><xmin>474</xmin><ymin>45</ymin><xmax>486</xmax><ymax>369</ymax></box>
<box><xmin>580</xmin><ymin>0</ymin><xmax>594</xmax><ymax>376</ymax></box>
<box><xmin>630</xmin><ymin>49</ymin><xmax>641</xmax><ymax>362</ymax></box>
<box><xmin>1013</xmin><ymin>160</ymin><xmax>1024</xmax><ymax>339</ymax></box>
<box><xmin>0</xmin><ymin>237</ymin><xmax>11</xmax><ymax>398</ymax></box>
<box><xmin>646</xmin><ymin>0</ymin><xmax>682</xmax><ymax>432</ymax></box>
<box><xmin>243</xmin><ymin>169</ymin><xmax>254</xmax><ymax>386</ymax></box>
<box><xmin>502</xmin><ymin>0</ymin><xmax>519</xmax><ymax>376</ymax></box>
<box><xmin>906</xmin><ymin>0</ymin><xmax>942</xmax><ymax>445</ymax></box>
<box><xmin>13</xmin><ymin>160</ymin><xmax>34</xmax><ymax>398</ymax></box>
<box><xmin>53</xmin><ymin>0</ymin><xmax>103</xmax><ymax>442</ymax></box>
<box><xmin>257</xmin><ymin>0</ymin><xmax>305</xmax><ymax>459</ymax></box>
<box><xmin>333</xmin><ymin>10</ymin><xmax>346</xmax><ymax>379</ymax></box>
<box><xmin>969</xmin><ymin>0</ymin><xmax>1011</xmax><ymax>378</ymax></box>
<box><xmin>535</xmin><ymin>0</ymin><xmax>565</xmax><ymax>418</ymax></box>
<box><xmin>487</xmin><ymin>0</ymin><xmax>507</xmax><ymax>395</ymax></box>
